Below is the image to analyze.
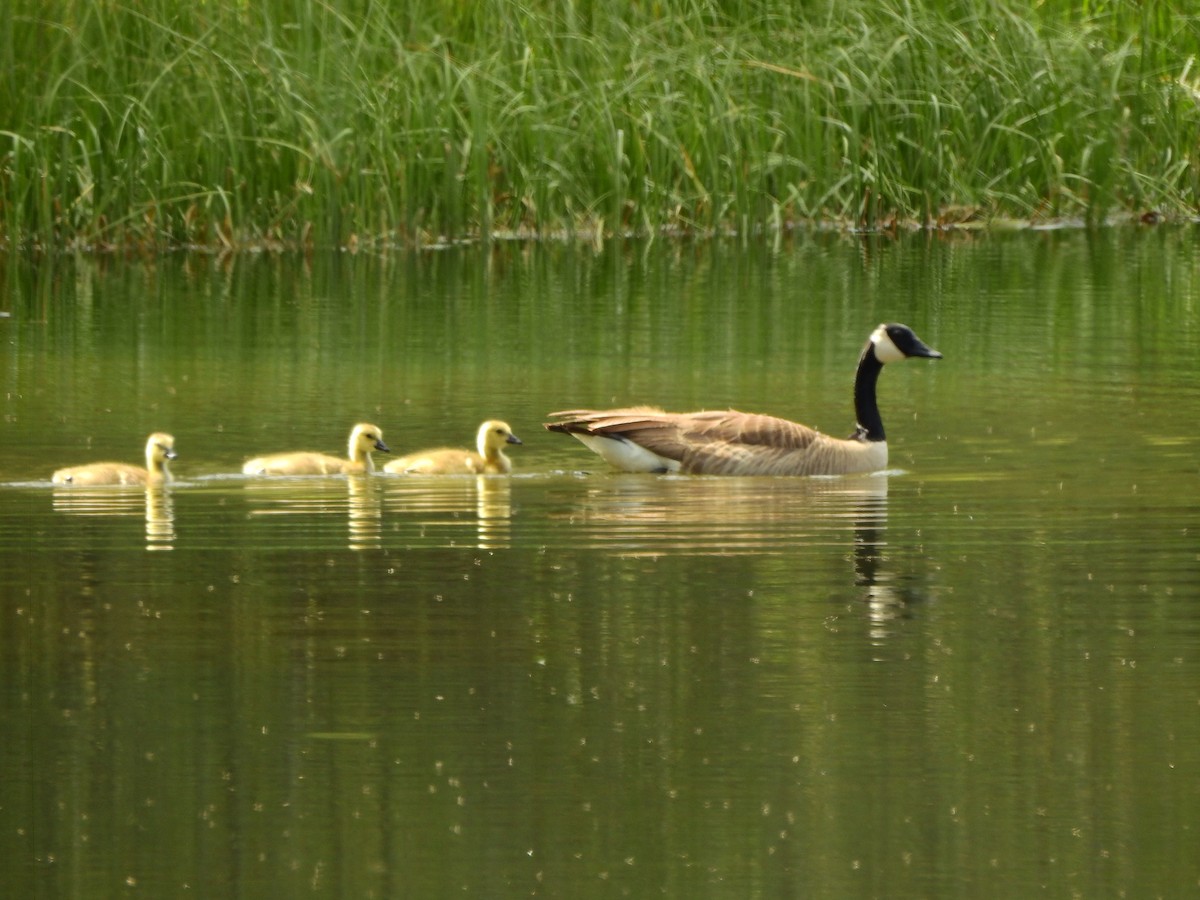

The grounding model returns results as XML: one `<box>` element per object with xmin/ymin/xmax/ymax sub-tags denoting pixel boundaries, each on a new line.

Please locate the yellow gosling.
<box><xmin>52</xmin><ymin>432</ymin><xmax>177</xmax><ymax>486</ymax></box>
<box><xmin>242</xmin><ymin>423</ymin><xmax>390</xmax><ymax>476</ymax></box>
<box><xmin>385</xmin><ymin>419</ymin><xmax>522</xmax><ymax>475</ymax></box>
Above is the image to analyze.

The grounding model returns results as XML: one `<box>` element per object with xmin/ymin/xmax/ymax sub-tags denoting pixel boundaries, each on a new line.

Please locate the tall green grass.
<box><xmin>2</xmin><ymin>0</ymin><xmax>1199</xmax><ymax>251</ymax></box>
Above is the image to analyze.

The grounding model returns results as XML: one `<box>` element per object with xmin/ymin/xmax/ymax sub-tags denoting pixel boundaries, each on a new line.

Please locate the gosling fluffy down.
<box><xmin>242</xmin><ymin>423</ymin><xmax>390</xmax><ymax>475</ymax></box>
<box><xmin>52</xmin><ymin>432</ymin><xmax>178</xmax><ymax>486</ymax></box>
<box><xmin>385</xmin><ymin>420</ymin><xmax>522</xmax><ymax>475</ymax></box>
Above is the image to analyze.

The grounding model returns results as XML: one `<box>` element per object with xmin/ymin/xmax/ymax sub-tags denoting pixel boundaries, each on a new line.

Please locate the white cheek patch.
<box><xmin>871</xmin><ymin>325</ymin><xmax>906</xmax><ymax>363</ymax></box>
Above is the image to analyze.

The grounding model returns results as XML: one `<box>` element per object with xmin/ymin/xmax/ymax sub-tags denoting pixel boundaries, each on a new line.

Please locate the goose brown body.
<box><xmin>545</xmin><ymin>323</ymin><xmax>941</xmax><ymax>476</ymax></box>
<box><xmin>385</xmin><ymin>420</ymin><xmax>522</xmax><ymax>475</ymax></box>
<box><xmin>242</xmin><ymin>423</ymin><xmax>390</xmax><ymax>475</ymax></box>
<box><xmin>545</xmin><ymin>407</ymin><xmax>887</xmax><ymax>476</ymax></box>
<box><xmin>52</xmin><ymin>432</ymin><xmax>177</xmax><ymax>486</ymax></box>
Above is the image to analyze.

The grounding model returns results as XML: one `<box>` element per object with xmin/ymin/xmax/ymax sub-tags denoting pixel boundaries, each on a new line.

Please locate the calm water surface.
<box><xmin>1</xmin><ymin>232</ymin><xmax>1198</xmax><ymax>897</ymax></box>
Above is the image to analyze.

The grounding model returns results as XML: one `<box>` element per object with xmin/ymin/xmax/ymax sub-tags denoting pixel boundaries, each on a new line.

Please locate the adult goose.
<box><xmin>384</xmin><ymin>420</ymin><xmax>522</xmax><ymax>475</ymax></box>
<box><xmin>242</xmin><ymin>423</ymin><xmax>390</xmax><ymax>475</ymax></box>
<box><xmin>52</xmin><ymin>432</ymin><xmax>178</xmax><ymax>486</ymax></box>
<box><xmin>545</xmin><ymin>323</ymin><xmax>941</xmax><ymax>476</ymax></box>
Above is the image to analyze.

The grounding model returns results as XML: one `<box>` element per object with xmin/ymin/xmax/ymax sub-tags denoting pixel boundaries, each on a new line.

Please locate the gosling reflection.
<box><xmin>52</xmin><ymin>486</ymin><xmax>177</xmax><ymax>550</ymax></box>
<box><xmin>242</xmin><ymin>475</ymin><xmax>386</xmax><ymax>551</ymax></box>
<box><xmin>475</xmin><ymin>476</ymin><xmax>513</xmax><ymax>550</ymax></box>
<box><xmin>144</xmin><ymin>487</ymin><xmax>176</xmax><ymax>549</ymax></box>
<box><xmin>381</xmin><ymin>475</ymin><xmax>514</xmax><ymax>550</ymax></box>
<box><xmin>347</xmin><ymin>475</ymin><xmax>383</xmax><ymax>550</ymax></box>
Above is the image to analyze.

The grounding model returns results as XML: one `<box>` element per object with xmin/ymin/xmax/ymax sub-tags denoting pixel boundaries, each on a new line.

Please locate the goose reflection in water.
<box><xmin>548</xmin><ymin>472</ymin><xmax>933</xmax><ymax>631</ymax></box>
<box><xmin>52</xmin><ymin>485</ymin><xmax>177</xmax><ymax>550</ymax></box>
<box><xmin>844</xmin><ymin>486</ymin><xmax>928</xmax><ymax>641</ymax></box>
<box><xmin>548</xmin><ymin>473</ymin><xmax>888</xmax><ymax>554</ymax></box>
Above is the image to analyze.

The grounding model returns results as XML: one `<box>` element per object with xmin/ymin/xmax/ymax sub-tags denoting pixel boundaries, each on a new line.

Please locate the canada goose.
<box><xmin>545</xmin><ymin>323</ymin><xmax>941</xmax><ymax>476</ymax></box>
<box><xmin>384</xmin><ymin>420</ymin><xmax>522</xmax><ymax>475</ymax></box>
<box><xmin>242</xmin><ymin>423</ymin><xmax>390</xmax><ymax>475</ymax></box>
<box><xmin>52</xmin><ymin>432</ymin><xmax>177</xmax><ymax>486</ymax></box>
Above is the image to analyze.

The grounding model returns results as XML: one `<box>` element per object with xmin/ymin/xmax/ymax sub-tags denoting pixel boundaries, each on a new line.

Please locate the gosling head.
<box><xmin>869</xmin><ymin>323</ymin><xmax>942</xmax><ymax>364</ymax></box>
<box><xmin>145</xmin><ymin>432</ymin><xmax>178</xmax><ymax>472</ymax></box>
<box><xmin>350</xmin><ymin>422</ymin><xmax>391</xmax><ymax>472</ymax></box>
<box><xmin>477</xmin><ymin>420</ymin><xmax>522</xmax><ymax>456</ymax></box>
<box><xmin>349</xmin><ymin>423</ymin><xmax>391</xmax><ymax>463</ymax></box>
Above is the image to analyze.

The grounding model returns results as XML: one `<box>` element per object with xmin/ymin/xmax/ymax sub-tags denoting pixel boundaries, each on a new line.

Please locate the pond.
<box><xmin>1</xmin><ymin>230</ymin><xmax>1198</xmax><ymax>897</ymax></box>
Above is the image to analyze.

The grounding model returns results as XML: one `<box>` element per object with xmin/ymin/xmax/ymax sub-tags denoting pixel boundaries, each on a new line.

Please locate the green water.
<box><xmin>1</xmin><ymin>232</ymin><xmax>1198</xmax><ymax>897</ymax></box>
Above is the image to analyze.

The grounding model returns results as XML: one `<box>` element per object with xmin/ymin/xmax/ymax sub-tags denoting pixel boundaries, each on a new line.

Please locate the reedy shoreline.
<box><xmin>3</xmin><ymin>0</ymin><xmax>1199</xmax><ymax>252</ymax></box>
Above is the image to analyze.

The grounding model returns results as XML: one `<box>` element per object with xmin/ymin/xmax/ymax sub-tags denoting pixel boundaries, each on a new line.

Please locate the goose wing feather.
<box><xmin>547</xmin><ymin>407</ymin><xmax>861</xmax><ymax>476</ymax></box>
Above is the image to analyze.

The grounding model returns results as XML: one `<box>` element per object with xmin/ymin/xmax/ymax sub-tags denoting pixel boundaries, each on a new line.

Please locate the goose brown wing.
<box><xmin>671</xmin><ymin>410</ymin><xmax>825</xmax><ymax>475</ymax></box>
<box><xmin>680</xmin><ymin>410</ymin><xmax>822</xmax><ymax>449</ymax></box>
<box><xmin>546</xmin><ymin>408</ymin><xmax>826</xmax><ymax>475</ymax></box>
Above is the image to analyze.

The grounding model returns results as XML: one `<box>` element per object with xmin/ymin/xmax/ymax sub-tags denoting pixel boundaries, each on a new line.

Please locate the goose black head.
<box><xmin>870</xmin><ymin>323</ymin><xmax>942</xmax><ymax>363</ymax></box>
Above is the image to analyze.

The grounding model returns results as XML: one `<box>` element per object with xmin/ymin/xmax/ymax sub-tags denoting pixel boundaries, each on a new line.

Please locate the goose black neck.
<box><xmin>854</xmin><ymin>343</ymin><xmax>886</xmax><ymax>442</ymax></box>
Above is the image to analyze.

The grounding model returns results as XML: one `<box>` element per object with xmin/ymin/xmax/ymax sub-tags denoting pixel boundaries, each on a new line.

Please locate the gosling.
<box><xmin>384</xmin><ymin>420</ymin><xmax>522</xmax><ymax>475</ymax></box>
<box><xmin>52</xmin><ymin>433</ymin><xmax>177</xmax><ymax>486</ymax></box>
<box><xmin>242</xmin><ymin>423</ymin><xmax>390</xmax><ymax>475</ymax></box>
